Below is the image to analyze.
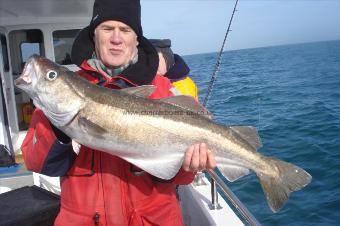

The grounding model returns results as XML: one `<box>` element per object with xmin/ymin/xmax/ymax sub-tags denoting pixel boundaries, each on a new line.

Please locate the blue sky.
<box><xmin>141</xmin><ymin>0</ymin><xmax>340</xmax><ymax>55</ymax></box>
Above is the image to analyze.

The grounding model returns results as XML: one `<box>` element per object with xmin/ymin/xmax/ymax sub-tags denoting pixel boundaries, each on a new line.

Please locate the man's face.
<box><xmin>94</xmin><ymin>20</ymin><xmax>139</xmax><ymax>68</ymax></box>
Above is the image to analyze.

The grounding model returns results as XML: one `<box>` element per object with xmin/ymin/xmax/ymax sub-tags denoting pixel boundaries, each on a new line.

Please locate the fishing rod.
<box><xmin>202</xmin><ymin>0</ymin><xmax>239</xmax><ymax>107</ymax></box>
<box><xmin>199</xmin><ymin>1</ymin><xmax>260</xmax><ymax>225</ymax></box>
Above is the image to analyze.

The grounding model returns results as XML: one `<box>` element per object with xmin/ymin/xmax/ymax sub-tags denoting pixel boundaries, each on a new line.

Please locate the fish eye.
<box><xmin>46</xmin><ymin>70</ymin><xmax>58</xmax><ymax>81</ymax></box>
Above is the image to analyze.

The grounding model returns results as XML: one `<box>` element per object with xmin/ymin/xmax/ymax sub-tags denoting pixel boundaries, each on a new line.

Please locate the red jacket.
<box><xmin>21</xmin><ymin>61</ymin><xmax>195</xmax><ymax>226</ymax></box>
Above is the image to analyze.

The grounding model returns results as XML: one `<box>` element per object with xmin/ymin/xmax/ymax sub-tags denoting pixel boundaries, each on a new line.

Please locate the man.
<box><xmin>21</xmin><ymin>0</ymin><xmax>216</xmax><ymax>225</ymax></box>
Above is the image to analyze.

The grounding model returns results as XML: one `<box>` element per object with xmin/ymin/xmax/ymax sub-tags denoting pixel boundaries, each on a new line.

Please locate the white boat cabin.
<box><xmin>0</xmin><ymin>0</ymin><xmax>94</xmax><ymax>150</ymax></box>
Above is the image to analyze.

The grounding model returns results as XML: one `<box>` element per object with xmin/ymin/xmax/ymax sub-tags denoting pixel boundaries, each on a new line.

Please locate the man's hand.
<box><xmin>182</xmin><ymin>143</ymin><xmax>216</xmax><ymax>172</ymax></box>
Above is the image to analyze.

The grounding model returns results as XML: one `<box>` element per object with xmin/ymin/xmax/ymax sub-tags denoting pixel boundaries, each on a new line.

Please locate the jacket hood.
<box><xmin>165</xmin><ymin>54</ymin><xmax>190</xmax><ymax>82</ymax></box>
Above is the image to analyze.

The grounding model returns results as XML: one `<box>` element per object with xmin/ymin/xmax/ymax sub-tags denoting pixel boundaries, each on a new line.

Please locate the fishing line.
<box><xmin>202</xmin><ymin>0</ymin><xmax>239</xmax><ymax>107</ymax></box>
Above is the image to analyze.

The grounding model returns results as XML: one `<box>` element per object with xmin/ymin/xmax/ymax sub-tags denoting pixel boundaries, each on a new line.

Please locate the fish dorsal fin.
<box><xmin>159</xmin><ymin>95</ymin><xmax>213</xmax><ymax>120</ymax></box>
<box><xmin>230</xmin><ymin>126</ymin><xmax>262</xmax><ymax>149</ymax></box>
<box><xmin>121</xmin><ymin>85</ymin><xmax>156</xmax><ymax>98</ymax></box>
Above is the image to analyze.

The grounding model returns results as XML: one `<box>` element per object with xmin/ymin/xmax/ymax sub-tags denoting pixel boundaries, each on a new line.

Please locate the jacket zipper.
<box><xmin>93</xmin><ymin>212</ymin><xmax>100</xmax><ymax>226</ymax></box>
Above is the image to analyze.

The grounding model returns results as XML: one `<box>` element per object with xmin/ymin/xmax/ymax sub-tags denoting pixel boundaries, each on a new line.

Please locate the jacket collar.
<box><xmin>80</xmin><ymin>60</ymin><xmax>139</xmax><ymax>87</ymax></box>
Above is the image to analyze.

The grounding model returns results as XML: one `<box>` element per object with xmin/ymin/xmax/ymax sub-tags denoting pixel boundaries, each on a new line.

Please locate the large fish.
<box><xmin>15</xmin><ymin>55</ymin><xmax>311</xmax><ymax>212</ymax></box>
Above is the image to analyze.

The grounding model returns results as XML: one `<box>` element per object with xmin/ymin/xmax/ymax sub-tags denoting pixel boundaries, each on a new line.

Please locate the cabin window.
<box><xmin>1</xmin><ymin>34</ymin><xmax>9</xmax><ymax>72</ymax></box>
<box><xmin>8</xmin><ymin>29</ymin><xmax>44</xmax><ymax>130</ymax></box>
<box><xmin>8</xmin><ymin>29</ymin><xmax>44</xmax><ymax>76</ymax></box>
<box><xmin>20</xmin><ymin>43</ymin><xmax>40</xmax><ymax>62</ymax></box>
<box><xmin>53</xmin><ymin>29</ymin><xmax>80</xmax><ymax>65</ymax></box>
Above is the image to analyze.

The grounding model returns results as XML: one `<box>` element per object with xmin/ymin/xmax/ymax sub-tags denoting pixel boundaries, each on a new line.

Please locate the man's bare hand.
<box><xmin>182</xmin><ymin>143</ymin><xmax>216</xmax><ymax>172</ymax></box>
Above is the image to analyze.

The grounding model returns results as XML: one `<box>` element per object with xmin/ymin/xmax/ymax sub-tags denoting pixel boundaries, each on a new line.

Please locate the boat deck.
<box><xmin>0</xmin><ymin>164</ymin><xmax>33</xmax><ymax>192</ymax></box>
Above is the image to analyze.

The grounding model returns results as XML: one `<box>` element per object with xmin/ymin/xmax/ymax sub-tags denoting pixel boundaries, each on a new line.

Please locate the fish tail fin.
<box><xmin>257</xmin><ymin>157</ymin><xmax>312</xmax><ymax>213</ymax></box>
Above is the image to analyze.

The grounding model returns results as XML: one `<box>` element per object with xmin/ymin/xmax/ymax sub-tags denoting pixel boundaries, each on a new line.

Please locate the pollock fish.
<box><xmin>15</xmin><ymin>55</ymin><xmax>311</xmax><ymax>212</ymax></box>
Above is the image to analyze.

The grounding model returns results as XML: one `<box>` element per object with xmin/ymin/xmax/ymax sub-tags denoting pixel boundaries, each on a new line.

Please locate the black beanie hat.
<box><xmin>89</xmin><ymin>0</ymin><xmax>143</xmax><ymax>37</ymax></box>
<box><xmin>71</xmin><ymin>0</ymin><xmax>153</xmax><ymax>67</ymax></box>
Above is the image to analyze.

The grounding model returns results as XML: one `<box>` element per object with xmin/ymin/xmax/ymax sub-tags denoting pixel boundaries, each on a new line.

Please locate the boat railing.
<box><xmin>194</xmin><ymin>170</ymin><xmax>261</xmax><ymax>226</ymax></box>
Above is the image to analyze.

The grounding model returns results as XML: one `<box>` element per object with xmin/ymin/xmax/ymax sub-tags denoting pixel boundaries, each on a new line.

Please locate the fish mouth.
<box><xmin>14</xmin><ymin>55</ymin><xmax>37</xmax><ymax>90</ymax></box>
<box><xmin>14</xmin><ymin>74</ymin><xmax>32</xmax><ymax>86</ymax></box>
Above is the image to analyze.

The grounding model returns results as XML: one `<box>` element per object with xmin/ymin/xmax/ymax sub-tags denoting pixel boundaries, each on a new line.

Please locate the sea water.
<box><xmin>1</xmin><ymin>40</ymin><xmax>338</xmax><ymax>225</ymax></box>
<box><xmin>184</xmin><ymin>40</ymin><xmax>340</xmax><ymax>226</ymax></box>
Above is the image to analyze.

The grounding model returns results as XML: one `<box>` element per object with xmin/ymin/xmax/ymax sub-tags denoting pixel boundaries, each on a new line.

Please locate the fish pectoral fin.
<box><xmin>230</xmin><ymin>126</ymin><xmax>262</xmax><ymax>149</ymax></box>
<box><xmin>257</xmin><ymin>157</ymin><xmax>312</xmax><ymax>213</ymax></box>
<box><xmin>159</xmin><ymin>95</ymin><xmax>213</xmax><ymax>120</ymax></box>
<box><xmin>78</xmin><ymin>117</ymin><xmax>107</xmax><ymax>136</ymax></box>
<box><xmin>120</xmin><ymin>85</ymin><xmax>156</xmax><ymax>98</ymax></box>
<box><xmin>218</xmin><ymin>164</ymin><xmax>250</xmax><ymax>182</ymax></box>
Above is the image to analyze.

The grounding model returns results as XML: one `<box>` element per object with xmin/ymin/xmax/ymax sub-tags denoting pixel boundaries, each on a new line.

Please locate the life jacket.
<box><xmin>165</xmin><ymin>54</ymin><xmax>198</xmax><ymax>100</ymax></box>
